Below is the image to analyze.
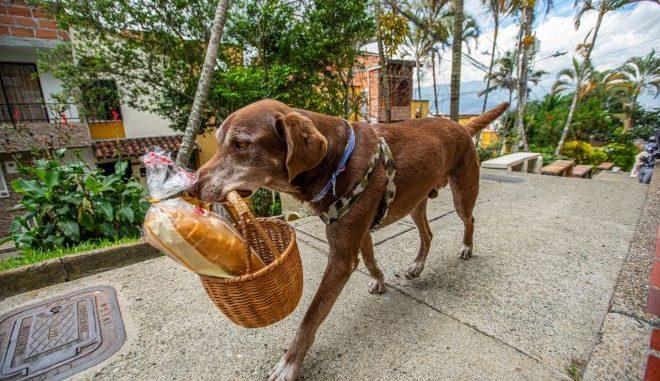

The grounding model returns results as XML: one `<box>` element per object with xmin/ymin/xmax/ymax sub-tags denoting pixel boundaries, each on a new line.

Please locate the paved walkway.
<box><xmin>0</xmin><ymin>169</ymin><xmax>649</xmax><ymax>380</ymax></box>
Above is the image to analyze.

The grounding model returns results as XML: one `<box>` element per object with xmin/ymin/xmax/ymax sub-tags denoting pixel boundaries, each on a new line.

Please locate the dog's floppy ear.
<box><xmin>276</xmin><ymin>112</ymin><xmax>328</xmax><ymax>182</ymax></box>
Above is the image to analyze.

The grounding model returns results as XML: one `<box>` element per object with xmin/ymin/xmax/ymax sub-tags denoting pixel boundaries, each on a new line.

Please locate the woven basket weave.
<box><xmin>199</xmin><ymin>191</ymin><xmax>303</xmax><ymax>328</ymax></box>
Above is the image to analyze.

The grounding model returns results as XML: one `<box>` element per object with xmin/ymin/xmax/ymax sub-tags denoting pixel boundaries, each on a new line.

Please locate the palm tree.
<box><xmin>402</xmin><ymin>4</ymin><xmax>435</xmax><ymax>102</ymax></box>
<box><xmin>375</xmin><ymin>0</ymin><xmax>393</xmax><ymax>123</ymax></box>
<box><xmin>553</xmin><ymin>58</ymin><xmax>599</xmax><ymax>154</ymax></box>
<box><xmin>476</xmin><ymin>0</ymin><xmax>508</xmax><ymax>145</ymax></box>
<box><xmin>449</xmin><ymin>0</ymin><xmax>464</xmax><ymax>121</ymax></box>
<box><xmin>480</xmin><ymin>49</ymin><xmax>545</xmax><ymax>153</ymax></box>
<box><xmin>554</xmin><ymin>0</ymin><xmax>657</xmax><ymax>155</ymax></box>
<box><xmin>604</xmin><ymin>49</ymin><xmax>660</xmax><ymax>130</ymax></box>
<box><xmin>176</xmin><ymin>0</ymin><xmax>230</xmax><ymax>166</ymax></box>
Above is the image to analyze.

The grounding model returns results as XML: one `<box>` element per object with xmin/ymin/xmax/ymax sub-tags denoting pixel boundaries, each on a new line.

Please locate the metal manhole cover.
<box><xmin>0</xmin><ymin>286</ymin><xmax>125</xmax><ymax>381</ymax></box>
<box><xmin>480</xmin><ymin>173</ymin><xmax>527</xmax><ymax>183</ymax></box>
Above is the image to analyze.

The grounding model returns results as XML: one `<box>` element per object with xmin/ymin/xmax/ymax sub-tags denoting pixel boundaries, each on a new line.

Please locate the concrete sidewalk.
<box><xmin>0</xmin><ymin>169</ymin><xmax>650</xmax><ymax>380</ymax></box>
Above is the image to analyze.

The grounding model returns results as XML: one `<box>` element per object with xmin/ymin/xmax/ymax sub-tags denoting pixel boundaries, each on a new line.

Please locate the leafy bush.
<box><xmin>602</xmin><ymin>143</ymin><xmax>638</xmax><ymax>171</ymax></box>
<box><xmin>562</xmin><ymin>141</ymin><xmax>594</xmax><ymax>164</ymax></box>
<box><xmin>10</xmin><ymin>149</ymin><xmax>149</xmax><ymax>249</ymax></box>
<box><xmin>529</xmin><ymin>144</ymin><xmax>557</xmax><ymax>165</ymax></box>
<box><xmin>251</xmin><ymin>188</ymin><xmax>283</xmax><ymax>217</ymax></box>
<box><xmin>476</xmin><ymin>144</ymin><xmax>497</xmax><ymax>162</ymax></box>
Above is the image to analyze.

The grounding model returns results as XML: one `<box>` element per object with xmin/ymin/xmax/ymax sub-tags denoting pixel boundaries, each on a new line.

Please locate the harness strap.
<box><xmin>318</xmin><ymin>137</ymin><xmax>396</xmax><ymax>231</ymax></box>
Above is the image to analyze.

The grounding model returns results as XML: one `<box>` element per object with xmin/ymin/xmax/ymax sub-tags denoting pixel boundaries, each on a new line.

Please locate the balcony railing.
<box><xmin>0</xmin><ymin>103</ymin><xmax>122</xmax><ymax>125</ymax></box>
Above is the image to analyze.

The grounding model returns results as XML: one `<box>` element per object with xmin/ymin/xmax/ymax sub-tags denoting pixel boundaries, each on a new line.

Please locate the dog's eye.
<box><xmin>234</xmin><ymin>140</ymin><xmax>248</xmax><ymax>149</ymax></box>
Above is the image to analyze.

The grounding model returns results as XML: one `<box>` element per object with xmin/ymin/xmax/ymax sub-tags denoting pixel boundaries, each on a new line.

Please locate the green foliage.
<box><xmin>36</xmin><ymin>0</ymin><xmax>375</xmax><ymax>130</ymax></box>
<box><xmin>524</xmin><ymin>91</ymin><xmax>619</xmax><ymax>148</ymax></box>
<box><xmin>602</xmin><ymin>142</ymin><xmax>638</xmax><ymax>171</ymax></box>
<box><xmin>250</xmin><ymin>188</ymin><xmax>281</xmax><ymax>217</ymax></box>
<box><xmin>476</xmin><ymin>144</ymin><xmax>497</xmax><ymax>162</ymax></box>
<box><xmin>561</xmin><ymin>141</ymin><xmax>607</xmax><ymax>166</ymax></box>
<box><xmin>0</xmin><ymin>237</ymin><xmax>139</xmax><ymax>271</ymax></box>
<box><xmin>10</xmin><ymin>151</ymin><xmax>149</xmax><ymax>250</ymax></box>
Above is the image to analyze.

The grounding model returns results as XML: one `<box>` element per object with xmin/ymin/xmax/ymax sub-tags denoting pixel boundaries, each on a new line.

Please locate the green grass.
<box><xmin>0</xmin><ymin>237</ymin><xmax>140</xmax><ymax>271</ymax></box>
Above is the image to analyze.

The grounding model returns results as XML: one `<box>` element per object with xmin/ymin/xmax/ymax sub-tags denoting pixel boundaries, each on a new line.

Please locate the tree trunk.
<box><xmin>416</xmin><ymin>56</ymin><xmax>422</xmax><ymax>101</ymax></box>
<box><xmin>498</xmin><ymin>88</ymin><xmax>514</xmax><ymax>155</ymax></box>
<box><xmin>475</xmin><ymin>14</ymin><xmax>499</xmax><ymax>146</ymax></box>
<box><xmin>375</xmin><ymin>2</ymin><xmax>392</xmax><ymax>123</ymax></box>
<box><xmin>432</xmin><ymin>48</ymin><xmax>439</xmax><ymax>116</ymax></box>
<box><xmin>449</xmin><ymin>0</ymin><xmax>464</xmax><ymax>122</ymax></box>
<box><xmin>555</xmin><ymin>9</ymin><xmax>604</xmax><ymax>155</ymax></box>
<box><xmin>176</xmin><ymin>0</ymin><xmax>230</xmax><ymax>167</ymax></box>
<box><xmin>513</xmin><ymin>4</ymin><xmax>533</xmax><ymax>152</ymax></box>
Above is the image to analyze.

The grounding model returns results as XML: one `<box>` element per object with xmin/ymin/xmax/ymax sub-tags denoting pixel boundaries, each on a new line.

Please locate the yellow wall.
<box><xmin>197</xmin><ymin>131</ymin><xmax>218</xmax><ymax>166</ymax></box>
<box><xmin>88</xmin><ymin>121</ymin><xmax>126</xmax><ymax>140</ymax></box>
<box><xmin>411</xmin><ymin>100</ymin><xmax>429</xmax><ymax>119</ymax></box>
<box><xmin>479</xmin><ymin>130</ymin><xmax>499</xmax><ymax>148</ymax></box>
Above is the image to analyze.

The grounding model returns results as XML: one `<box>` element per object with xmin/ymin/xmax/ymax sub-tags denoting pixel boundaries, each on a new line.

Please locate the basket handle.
<box><xmin>225</xmin><ymin>191</ymin><xmax>282</xmax><ymax>264</ymax></box>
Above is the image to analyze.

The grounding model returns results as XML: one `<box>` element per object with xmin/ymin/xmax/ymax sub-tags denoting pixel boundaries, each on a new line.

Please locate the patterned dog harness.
<box><xmin>318</xmin><ymin>131</ymin><xmax>396</xmax><ymax>231</ymax></box>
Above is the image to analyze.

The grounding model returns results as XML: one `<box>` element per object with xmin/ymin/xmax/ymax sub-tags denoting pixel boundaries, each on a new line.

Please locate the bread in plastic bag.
<box><xmin>141</xmin><ymin>149</ymin><xmax>265</xmax><ymax>278</ymax></box>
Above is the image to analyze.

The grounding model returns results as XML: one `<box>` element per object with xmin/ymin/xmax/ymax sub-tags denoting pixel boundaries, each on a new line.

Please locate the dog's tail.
<box><xmin>464</xmin><ymin>102</ymin><xmax>510</xmax><ymax>136</ymax></box>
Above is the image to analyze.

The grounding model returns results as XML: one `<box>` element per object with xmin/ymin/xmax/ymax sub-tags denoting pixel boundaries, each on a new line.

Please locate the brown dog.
<box><xmin>192</xmin><ymin>99</ymin><xmax>508</xmax><ymax>380</ymax></box>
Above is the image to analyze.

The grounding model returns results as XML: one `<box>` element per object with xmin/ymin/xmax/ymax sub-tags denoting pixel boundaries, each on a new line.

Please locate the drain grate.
<box><xmin>480</xmin><ymin>173</ymin><xmax>527</xmax><ymax>183</ymax></box>
<box><xmin>0</xmin><ymin>286</ymin><xmax>125</xmax><ymax>381</ymax></box>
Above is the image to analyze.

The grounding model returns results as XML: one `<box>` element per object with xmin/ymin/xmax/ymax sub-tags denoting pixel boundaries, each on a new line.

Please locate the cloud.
<box><xmin>414</xmin><ymin>1</ymin><xmax>660</xmax><ymax>105</ymax></box>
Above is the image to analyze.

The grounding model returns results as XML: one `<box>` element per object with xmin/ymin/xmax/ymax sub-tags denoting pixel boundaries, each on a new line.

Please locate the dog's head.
<box><xmin>193</xmin><ymin>99</ymin><xmax>328</xmax><ymax>202</ymax></box>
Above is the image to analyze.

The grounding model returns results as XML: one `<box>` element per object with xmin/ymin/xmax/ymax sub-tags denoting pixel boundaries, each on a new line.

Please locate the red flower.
<box><xmin>111</xmin><ymin>109</ymin><xmax>120</xmax><ymax>121</ymax></box>
<box><xmin>60</xmin><ymin>112</ymin><xmax>69</xmax><ymax>126</ymax></box>
<box><xmin>12</xmin><ymin>107</ymin><xmax>21</xmax><ymax>121</ymax></box>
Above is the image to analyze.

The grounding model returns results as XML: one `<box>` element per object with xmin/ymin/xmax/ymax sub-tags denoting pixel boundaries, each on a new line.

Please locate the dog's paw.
<box><xmin>368</xmin><ymin>278</ymin><xmax>386</xmax><ymax>294</ymax></box>
<box><xmin>405</xmin><ymin>261</ymin><xmax>424</xmax><ymax>279</ymax></box>
<box><xmin>268</xmin><ymin>356</ymin><xmax>300</xmax><ymax>381</ymax></box>
<box><xmin>459</xmin><ymin>244</ymin><xmax>473</xmax><ymax>260</ymax></box>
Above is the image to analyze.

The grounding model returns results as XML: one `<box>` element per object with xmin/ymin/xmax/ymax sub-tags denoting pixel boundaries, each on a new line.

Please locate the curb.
<box><xmin>0</xmin><ymin>241</ymin><xmax>161</xmax><ymax>299</ymax></box>
<box><xmin>645</xmin><ymin>226</ymin><xmax>660</xmax><ymax>381</ymax></box>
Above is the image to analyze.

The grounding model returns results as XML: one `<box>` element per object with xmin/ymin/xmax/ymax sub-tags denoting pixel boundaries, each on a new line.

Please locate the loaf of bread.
<box><xmin>144</xmin><ymin>199</ymin><xmax>265</xmax><ymax>278</ymax></box>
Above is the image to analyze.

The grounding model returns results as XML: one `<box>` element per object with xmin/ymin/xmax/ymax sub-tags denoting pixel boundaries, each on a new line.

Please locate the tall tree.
<box><xmin>476</xmin><ymin>0</ymin><xmax>506</xmax><ymax>145</ymax></box>
<box><xmin>449</xmin><ymin>0</ymin><xmax>464</xmax><ymax>121</ymax></box>
<box><xmin>554</xmin><ymin>0</ymin><xmax>656</xmax><ymax>155</ymax></box>
<box><xmin>604</xmin><ymin>49</ymin><xmax>660</xmax><ymax>130</ymax></box>
<box><xmin>512</xmin><ymin>2</ymin><xmax>534</xmax><ymax>151</ymax></box>
<box><xmin>177</xmin><ymin>0</ymin><xmax>229</xmax><ymax>166</ymax></box>
<box><xmin>553</xmin><ymin>57</ymin><xmax>599</xmax><ymax>154</ymax></box>
<box><xmin>431</xmin><ymin>47</ymin><xmax>440</xmax><ymax>114</ymax></box>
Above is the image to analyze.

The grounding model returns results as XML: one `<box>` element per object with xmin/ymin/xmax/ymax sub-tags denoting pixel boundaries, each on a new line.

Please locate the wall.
<box><xmin>119</xmin><ymin>103</ymin><xmax>176</xmax><ymax>139</ymax></box>
<box><xmin>0</xmin><ymin>0</ymin><xmax>68</xmax><ymax>41</ymax></box>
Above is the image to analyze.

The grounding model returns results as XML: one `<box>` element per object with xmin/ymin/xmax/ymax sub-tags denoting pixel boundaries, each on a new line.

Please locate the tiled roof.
<box><xmin>92</xmin><ymin>135</ymin><xmax>183</xmax><ymax>160</ymax></box>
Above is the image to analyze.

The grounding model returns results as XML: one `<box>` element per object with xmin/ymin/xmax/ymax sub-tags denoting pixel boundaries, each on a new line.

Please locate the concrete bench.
<box><xmin>481</xmin><ymin>152</ymin><xmax>543</xmax><ymax>174</ymax></box>
<box><xmin>571</xmin><ymin>164</ymin><xmax>592</xmax><ymax>179</ymax></box>
<box><xmin>541</xmin><ymin>160</ymin><xmax>575</xmax><ymax>176</ymax></box>
<box><xmin>597</xmin><ymin>162</ymin><xmax>614</xmax><ymax>171</ymax></box>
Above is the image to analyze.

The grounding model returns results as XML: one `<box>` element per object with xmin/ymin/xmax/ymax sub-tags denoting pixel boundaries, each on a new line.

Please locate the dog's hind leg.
<box><xmin>361</xmin><ymin>232</ymin><xmax>385</xmax><ymax>294</ymax></box>
<box><xmin>405</xmin><ymin>198</ymin><xmax>433</xmax><ymax>279</ymax></box>
<box><xmin>449</xmin><ymin>169</ymin><xmax>479</xmax><ymax>260</ymax></box>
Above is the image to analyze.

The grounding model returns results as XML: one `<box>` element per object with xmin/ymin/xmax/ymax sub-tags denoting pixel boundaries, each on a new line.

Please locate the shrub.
<box><xmin>602</xmin><ymin>143</ymin><xmax>638</xmax><ymax>171</ymax></box>
<box><xmin>476</xmin><ymin>144</ymin><xmax>497</xmax><ymax>162</ymax></box>
<box><xmin>562</xmin><ymin>141</ymin><xmax>593</xmax><ymax>164</ymax></box>
<box><xmin>10</xmin><ymin>149</ymin><xmax>149</xmax><ymax>249</ymax></box>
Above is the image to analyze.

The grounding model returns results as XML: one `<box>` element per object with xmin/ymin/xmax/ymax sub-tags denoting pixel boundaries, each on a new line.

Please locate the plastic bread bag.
<box><xmin>141</xmin><ymin>149</ymin><xmax>266</xmax><ymax>278</ymax></box>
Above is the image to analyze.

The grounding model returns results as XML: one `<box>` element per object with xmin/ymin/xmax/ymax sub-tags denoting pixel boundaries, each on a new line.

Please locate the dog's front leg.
<box><xmin>268</xmin><ymin>235</ymin><xmax>359</xmax><ymax>381</ymax></box>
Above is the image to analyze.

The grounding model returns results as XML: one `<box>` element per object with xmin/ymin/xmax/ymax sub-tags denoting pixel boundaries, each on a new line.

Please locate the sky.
<box><xmin>367</xmin><ymin>1</ymin><xmax>660</xmax><ymax>114</ymax></box>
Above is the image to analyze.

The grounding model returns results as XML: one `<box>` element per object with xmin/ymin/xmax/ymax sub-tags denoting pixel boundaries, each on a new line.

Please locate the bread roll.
<box><xmin>143</xmin><ymin>199</ymin><xmax>265</xmax><ymax>278</ymax></box>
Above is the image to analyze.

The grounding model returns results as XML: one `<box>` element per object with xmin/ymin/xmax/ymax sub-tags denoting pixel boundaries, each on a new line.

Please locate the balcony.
<box><xmin>0</xmin><ymin>102</ymin><xmax>122</xmax><ymax>125</ymax></box>
<box><xmin>378</xmin><ymin>106</ymin><xmax>411</xmax><ymax>122</ymax></box>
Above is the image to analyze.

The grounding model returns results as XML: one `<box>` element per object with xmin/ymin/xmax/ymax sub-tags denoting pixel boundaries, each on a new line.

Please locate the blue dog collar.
<box><xmin>310</xmin><ymin>120</ymin><xmax>355</xmax><ymax>203</ymax></box>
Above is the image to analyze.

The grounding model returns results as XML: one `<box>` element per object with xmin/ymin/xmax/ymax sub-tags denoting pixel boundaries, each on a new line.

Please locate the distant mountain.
<box><xmin>416</xmin><ymin>80</ymin><xmax>658</xmax><ymax>116</ymax></box>
<box><xmin>415</xmin><ymin>81</ymin><xmax>511</xmax><ymax>115</ymax></box>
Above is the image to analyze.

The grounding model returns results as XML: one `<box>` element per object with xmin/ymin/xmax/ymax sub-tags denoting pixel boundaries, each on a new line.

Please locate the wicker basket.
<box><xmin>199</xmin><ymin>191</ymin><xmax>303</xmax><ymax>328</ymax></box>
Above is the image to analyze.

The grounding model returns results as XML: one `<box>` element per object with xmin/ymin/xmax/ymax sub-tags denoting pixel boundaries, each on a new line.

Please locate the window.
<box><xmin>0</xmin><ymin>167</ymin><xmax>9</xmax><ymax>198</ymax></box>
<box><xmin>81</xmin><ymin>80</ymin><xmax>122</xmax><ymax>122</ymax></box>
<box><xmin>0</xmin><ymin>63</ymin><xmax>49</xmax><ymax>123</ymax></box>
